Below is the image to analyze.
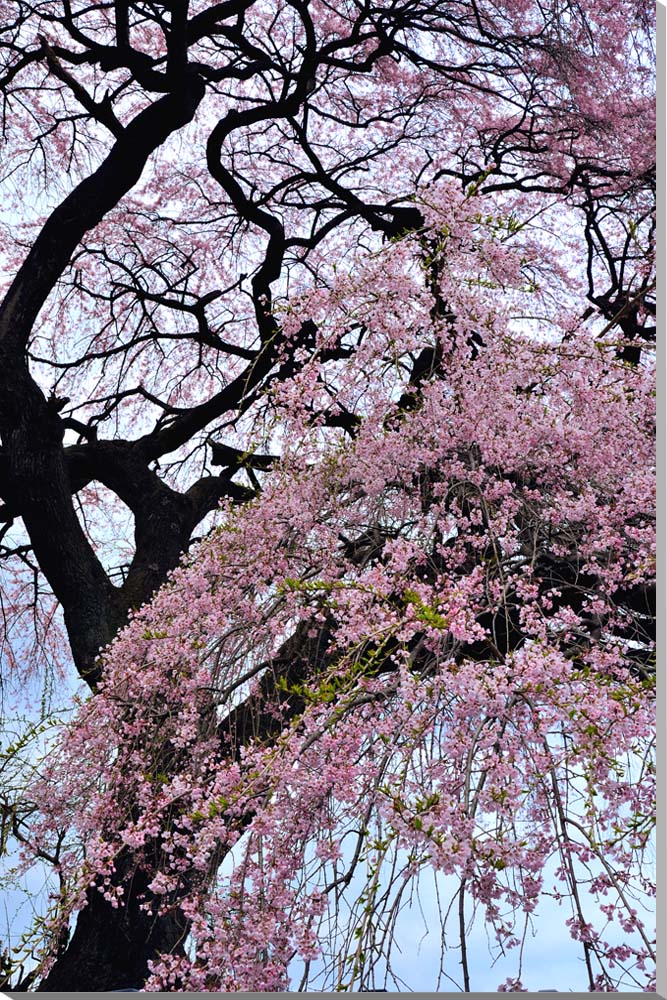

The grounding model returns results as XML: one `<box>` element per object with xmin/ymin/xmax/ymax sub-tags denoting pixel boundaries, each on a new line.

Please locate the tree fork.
<box><xmin>0</xmin><ymin>77</ymin><xmax>207</xmax><ymax>684</ymax></box>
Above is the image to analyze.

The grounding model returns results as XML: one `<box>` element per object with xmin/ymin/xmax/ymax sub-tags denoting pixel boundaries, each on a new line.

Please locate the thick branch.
<box><xmin>0</xmin><ymin>76</ymin><xmax>206</xmax><ymax>683</ymax></box>
<box><xmin>0</xmin><ymin>76</ymin><xmax>205</xmax><ymax>357</ymax></box>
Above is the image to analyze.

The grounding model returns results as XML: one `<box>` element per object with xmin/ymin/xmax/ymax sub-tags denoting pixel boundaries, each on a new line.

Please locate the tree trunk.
<box><xmin>38</xmin><ymin>861</ymin><xmax>188</xmax><ymax>992</ymax></box>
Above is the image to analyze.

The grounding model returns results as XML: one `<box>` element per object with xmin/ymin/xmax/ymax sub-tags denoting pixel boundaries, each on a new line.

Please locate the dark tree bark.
<box><xmin>37</xmin><ymin>621</ymin><xmax>337</xmax><ymax>991</ymax></box>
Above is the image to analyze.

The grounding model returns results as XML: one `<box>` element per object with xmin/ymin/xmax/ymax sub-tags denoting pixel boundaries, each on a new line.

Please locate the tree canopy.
<box><xmin>0</xmin><ymin>0</ymin><xmax>656</xmax><ymax>992</ymax></box>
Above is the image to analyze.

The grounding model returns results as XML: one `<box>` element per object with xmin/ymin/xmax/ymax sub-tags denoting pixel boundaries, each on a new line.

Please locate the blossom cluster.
<box><xmin>23</xmin><ymin>188</ymin><xmax>655</xmax><ymax>992</ymax></box>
